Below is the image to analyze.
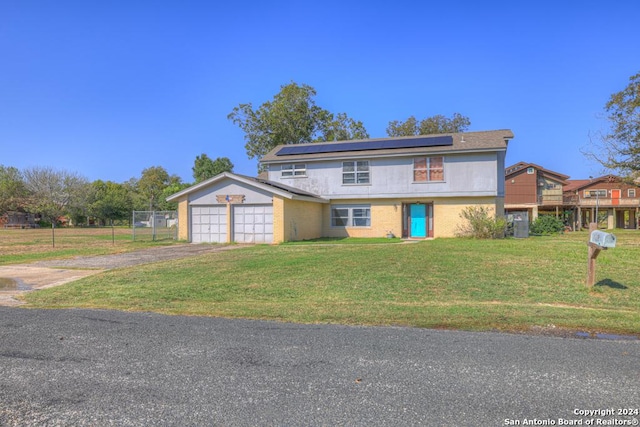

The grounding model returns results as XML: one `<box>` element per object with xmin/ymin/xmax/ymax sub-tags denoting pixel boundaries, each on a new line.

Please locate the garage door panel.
<box><xmin>191</xmin><ymin>205</ymin><xmax>227</xmax><ymax>243</ymax></box>
<box><xmin>233</xmin><ymin>205</ymin><xmax>273</xmax><ymax>244</ymax></box>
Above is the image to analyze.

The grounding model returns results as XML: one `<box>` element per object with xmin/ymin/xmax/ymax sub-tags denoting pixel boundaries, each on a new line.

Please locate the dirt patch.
<box><xmin>0</xmin><ymin>244</ymin><xmax>241</xmax><ymax>306</ymax></box>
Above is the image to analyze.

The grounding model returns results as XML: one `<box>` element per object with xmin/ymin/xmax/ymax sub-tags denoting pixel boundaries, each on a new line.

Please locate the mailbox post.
<box><xmin>586</xmin><ymin>223</ymin><xmax>616</xmax><ymax>287</ymax></box>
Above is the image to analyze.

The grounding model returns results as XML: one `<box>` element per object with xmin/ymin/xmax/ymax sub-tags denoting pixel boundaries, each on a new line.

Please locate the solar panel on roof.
<box><xmin>275</xmin><ymin>136</ymin><xmax>453</xmax><ymax>156</ymax></box>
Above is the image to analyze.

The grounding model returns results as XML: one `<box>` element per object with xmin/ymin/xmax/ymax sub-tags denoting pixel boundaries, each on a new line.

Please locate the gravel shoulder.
<box><xmin>0</xmin><ymin>244</ymin><xmax>239</xmax><ymax>306</ymax></box>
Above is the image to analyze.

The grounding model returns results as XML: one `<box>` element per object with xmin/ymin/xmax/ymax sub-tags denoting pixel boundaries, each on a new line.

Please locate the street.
<box><xmin>1</xmin><ymin>307</ymin><xmax>638</xmax><ymax>426</ymax></box>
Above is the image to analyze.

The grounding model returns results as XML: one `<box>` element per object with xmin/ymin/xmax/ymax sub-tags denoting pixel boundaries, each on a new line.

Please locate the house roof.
<box><xmin>261</xmin><ymin>129</ymin><xmax>514</xmax><ymax>164</ymax></box>
<box><xmin>562</xmin><ymin>175</ymin><xmax>638</xmax><ymax>193</ymax></box>
<box><xmin>505</xmin><ymin>162</ymin><xmax>570</xmax><ymax>182</ymax></box>
<box><xmin>563</xmin><ymin>179</ymin><xmax>592</xmax><ymax>193</ymax></box>
<box><xmin>166</xmin><ymin>172</ymin><xmax>327</xmax><ymax>203</ymax></box>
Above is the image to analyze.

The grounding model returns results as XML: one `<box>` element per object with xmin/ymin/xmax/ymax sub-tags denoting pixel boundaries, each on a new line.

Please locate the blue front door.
<box><xmin>410</xmin><ymin>204</ymin><xmax>426</xmax><ymax>238</ymax></box>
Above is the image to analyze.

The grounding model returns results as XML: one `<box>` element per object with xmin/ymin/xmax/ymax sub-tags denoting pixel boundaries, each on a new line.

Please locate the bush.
<box><xmin>456</xmin><ymin>206</ymin><xmax>507</xmax><ymax>239</ymax></box>
<box><xmin>530</xmin><ymin>215</ymin><xmax>564</xmax><ymax>235</ymax></box>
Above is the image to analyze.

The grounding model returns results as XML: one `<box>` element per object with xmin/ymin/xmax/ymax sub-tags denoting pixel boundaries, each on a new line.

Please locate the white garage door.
<box><xmin>233</xmin><ymin>205</ymin><xmax>273</xmax><ymax>243</ymax></box>
<box><xmin>191</xmin><ymin>206</ymin><xmax>227</xmax><ymax>243</ymax></box>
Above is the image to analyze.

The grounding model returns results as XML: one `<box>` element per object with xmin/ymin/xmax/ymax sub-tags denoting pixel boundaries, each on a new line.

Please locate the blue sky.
<box><xmin>1</xmin><ymin>1</ymin><xmax>639</xmax><ymax>184</ymax></box>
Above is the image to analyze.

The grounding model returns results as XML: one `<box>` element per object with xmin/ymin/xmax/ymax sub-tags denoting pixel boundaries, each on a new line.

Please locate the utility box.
<box><xmin>510</xmin><ymin>212</ymin><xmax>529</xmax><ymax>238</ymax></box>
<box><xmin>590</xmin><ymin>230</ymin><xmax>616</xmax><ymax>248</ymax></box>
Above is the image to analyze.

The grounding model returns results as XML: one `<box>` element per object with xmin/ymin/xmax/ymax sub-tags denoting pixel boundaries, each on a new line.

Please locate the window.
<box><xmin>584</xmin><ymin>189</ymin><xmax>607</xmax><ymax>198</ymax></box>
<box><xmin>342</xmin><ymin>161</ymin><xmax>369</xmax><ymax>184</ymax></box>
<box><xmin>331</xmin><ymin>205</ymin><xmax>371</xmax><ymax>227</ymax></box>
<box><xmin>629</xmin><ymin>189</ymin><xmax>636</xmax><ymax>198</ymax></box>
<box><xmin>527</xmin><ymin>167</ymin><xmax>535</xmax><ymax>174</ymax></box>
<box><xmin>413</xmin><ymin>157</ymin><xmax>444</xmax><ymax>182</ymax></box>
<box><xmin>281</xmin><ymin>164</ymin><xmax>306</xmax><ymax>177</ymax></box>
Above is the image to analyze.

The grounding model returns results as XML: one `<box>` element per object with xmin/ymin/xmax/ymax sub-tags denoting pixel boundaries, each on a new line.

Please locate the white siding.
<box><xmin>267</xmin><ymin>153</ymin><xmax>501</xmax><ymax>199</ymax></box>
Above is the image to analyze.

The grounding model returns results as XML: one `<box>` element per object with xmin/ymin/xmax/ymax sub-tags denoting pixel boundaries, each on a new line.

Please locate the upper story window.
<box><xmin>281</xmin><ymin>163</ymin><xmax>306</xmax><ymax>178</ymax></box>
<box><xmin>527</xmin><ymin>167</ymin><xmax>535</xmax><ymax>174</ymax></box>
<box><xmin>343</xmin><ymin>161</ymin><xmax>369</xmax><ymax>184</ymax></box>
<box><xmin>413</xmin><ymin>156</ymin><xmax>444</xmax><ymax>182</ymax></box>
<box><xmin>583</xmin><ymin>189</ymin><xmax>607</xmax><ymax>198</ymax></box>
<box><xmin>629</xmin><ymin>189</ymin><xmax>636</xmax><ymax>198</ymax></box>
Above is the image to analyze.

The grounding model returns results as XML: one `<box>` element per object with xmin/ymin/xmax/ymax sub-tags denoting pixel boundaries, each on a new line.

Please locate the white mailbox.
<box><xmin>590</xmin><ymin>230</ymin><xmax>616</xmax><ymax>248</ymax></box>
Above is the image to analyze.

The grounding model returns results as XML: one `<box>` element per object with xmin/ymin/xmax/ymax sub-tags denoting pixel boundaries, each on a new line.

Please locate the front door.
<box><xmin>612</xmin><ymin>189</ymin><xmax>621</xmax><ymax>206</ymax></box>
<box><xmin>410</xmin><ymin>204</ymin><xmax>427</xmax><ymax>238</ymax></box>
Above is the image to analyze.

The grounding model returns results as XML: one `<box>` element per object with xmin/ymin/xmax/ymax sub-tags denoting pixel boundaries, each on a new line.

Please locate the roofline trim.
<box><xmin>165</xmin><ymin>172</ymin><xmax>327</xmax><ymax>203</ymax></box>
<box><xmin>261</xmin><ymin>147</ymin><xmax>507</xmax><ymax>165</ymax></box>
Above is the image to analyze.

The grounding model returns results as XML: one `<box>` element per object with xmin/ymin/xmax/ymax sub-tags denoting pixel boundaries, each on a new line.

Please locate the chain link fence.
<box><xmin>132</xmin><ymin>211</ymin><xmax>178</xmax><ymax>241</ymax></box>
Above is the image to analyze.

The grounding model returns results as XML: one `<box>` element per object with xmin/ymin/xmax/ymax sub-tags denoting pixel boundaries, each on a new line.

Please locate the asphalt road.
<box><xmin>1</xmin><ymin>308</ymin><xmax>638</xmax><ymax>426</ymax></box>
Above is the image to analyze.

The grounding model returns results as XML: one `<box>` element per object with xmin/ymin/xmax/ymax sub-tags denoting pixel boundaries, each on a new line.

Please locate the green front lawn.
<box><xmin>21</xmin><ymin>230</ymin><xmax>640</xmax><ymax>336</ymax></box>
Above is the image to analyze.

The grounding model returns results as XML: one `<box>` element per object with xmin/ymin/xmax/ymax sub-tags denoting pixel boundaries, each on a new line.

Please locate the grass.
<box><xmin>0</xmin><ymin>227</ymin><xmax>178</xmax><ymax>265</ymax></box>
<box><xmin>281</xmin><ymin>236</ymin><xmax>403</xmax><ymax>245</ymax></box>
<box><xmin>18</xmin><ymin>229</ymin><xmax>640</xmax><ymax>336</ymax></box>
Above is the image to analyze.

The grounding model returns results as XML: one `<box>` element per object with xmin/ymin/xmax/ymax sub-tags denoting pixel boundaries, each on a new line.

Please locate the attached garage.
<box><xmin>166</xmin><ymin>172</ymin><xmax>326</xmax><ymax>244</ymax></box>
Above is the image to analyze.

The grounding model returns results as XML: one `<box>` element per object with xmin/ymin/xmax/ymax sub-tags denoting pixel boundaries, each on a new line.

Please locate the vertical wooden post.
<box><xmin>587</xmin><ymin>223</ymin><xmax>600</xmax><ymax>287</ymax></box>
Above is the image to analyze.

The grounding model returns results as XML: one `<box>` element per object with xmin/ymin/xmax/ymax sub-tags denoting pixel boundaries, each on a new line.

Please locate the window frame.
<box><xmin>583</xmin><ymin>189</ymin><xmax>607</xmax><ymax>198</ymax></box>
<box><xmin>342</xmin><ymin>161</ymin><xmax>370</xmax><ymax>185</ymax></box>
<box><xmin>281</xmin><ymin>163</ymin><xmax>307</xmax><ymax>178</ymax></box>
<box><xmin>330</xmin><ymin>205</ymin><xmax>371</xmax><ymax>228</ymax></box>
<box><xmin>628</xmin><ymin>189</ymin><xmax>636</xmax><ymax>198</ymax></box>
<box><xmin>413</xmin><ymin>156</ymin><xmax>445</xmax><ymax>183</ymax></box>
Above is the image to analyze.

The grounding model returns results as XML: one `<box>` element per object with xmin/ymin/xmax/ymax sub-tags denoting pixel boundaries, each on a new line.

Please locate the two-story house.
<box><xmin>504</xmin><ymin>162</ymin><xmax>569</xmax><ymax>222</ymax></box>
<box><xmin>504</xmin><ymin>162</ymin><xmax>640</xmax><ymax>230</ymax></box>
<box><xmin>167</xmin><ymin>129</ymin><xmax>514</xmax><ymax>243</ymax></box>
<box><xmin>564</xmin><ymin>175</ymin><xmax>640</xmax><ymax>229</ymax></box>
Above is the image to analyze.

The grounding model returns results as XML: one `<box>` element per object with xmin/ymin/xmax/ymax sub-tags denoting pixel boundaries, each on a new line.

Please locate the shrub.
<box><xmin>530</xmin><ymin>215</ymin><xmax>564</xmax><ymax>235</ymax></box>
<box><xmin>456</xmin><ymin>206</ymin><xmax>507</xmax><ymax>239</ymax></box>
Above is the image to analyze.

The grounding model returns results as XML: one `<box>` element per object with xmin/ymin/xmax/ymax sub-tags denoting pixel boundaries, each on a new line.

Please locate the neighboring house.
<box><xmin>167</xmin><ymin>130</ymin><xmax>514</xmax><ymax>243</ymax></box>
<box><xmin>1</xmin><ymin>211</ymin><xmax>38</xmax><ymax>228</ymax></box>
<box><xmin>505</xmin><ymin>162</ymin><xmax>640</xmax><ymax>230</ymax></box>
<box><xmin>504</xmin><ymin>162</ymin><xmax>569</xmax><ymax>221</ymax></box>
<box><xmin>564</xmin><ymin>175</ymin><xmax>640</xmax><ymax>230</ymax></box>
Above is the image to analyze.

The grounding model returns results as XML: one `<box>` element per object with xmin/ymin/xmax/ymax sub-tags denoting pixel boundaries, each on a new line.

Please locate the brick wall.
<box><xmin>321</xmin><ymin>197</ymin><xmax>500</xmax><ymax>239</ymax></box>
<box><xmin>433</xmin><ymin>196</ymin><xmax>500</xmax><ymax>237</ymax></box>
<box><xmin>272</xmin><ymin>197</ymin><xmax>324</xmax><ymax>243</ymax></box>
<box><xmin>282</xmin><ymin>198</ymin><xmax>324</xmax><ymax>242</ymax></box>
<box><xmin>272</xmin><ymin>196</ymin><xmax>285</xmax><ymax>243</ymax></box>
<box><xmin>177</xmin><ymin>200</ymin><xmax>189</xmax><ymax>241</ymax></box>
<box><xmin>321</xmin><ymin>199</ymin><xmax>402</xmax><ymax>238</ymax></box>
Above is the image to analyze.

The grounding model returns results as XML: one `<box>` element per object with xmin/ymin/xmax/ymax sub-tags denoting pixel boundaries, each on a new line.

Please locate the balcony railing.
<box><xmin>537</xmin><ymin>195</ymin><xmax>564</xmax><ymax>205</ymax></box>
<box><xmin>577</xmin><ymin>198</ymin><xmax>640</xmax><ymax>207</ymax></box>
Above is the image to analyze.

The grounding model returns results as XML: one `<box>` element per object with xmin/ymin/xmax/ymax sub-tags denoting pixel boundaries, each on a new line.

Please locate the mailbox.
<box><xmin>590</xmin><ymin>230</ymin><xmax>616</xmax><ymax>248</ymax></box>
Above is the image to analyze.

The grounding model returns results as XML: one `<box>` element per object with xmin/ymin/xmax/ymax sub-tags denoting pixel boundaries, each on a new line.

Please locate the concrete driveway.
<box><xmin>0</xmin><ymin>244</ymin><xmax>238</xmax><ymax>306</ymax></box>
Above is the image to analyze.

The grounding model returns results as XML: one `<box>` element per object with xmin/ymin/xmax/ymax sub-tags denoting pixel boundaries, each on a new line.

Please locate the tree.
<box><xmin>192</xmin><ymin>154</ymin><xmax>234</xmax><ymax>183</ymax></box>
<box><xmin>318</xmin><ymin>112</ymin><xmax>369</xmax><ymax>142</ymax></box>
<box><xmin>159</xmin><ymin>182</ymin><xmax>191</xmax><ymax>211</ymax></box>
<box><xmin>228</xmin><ymin>82</ymin><xmax>369</xmax><ymax>166</ymax></box>
<box><xmin>136</xmin><ymin>166</ymin><xmax>180</xmax><ymax>211</ymax></box>
<box><xmin>586</xmin><ymin>71</ymin><xmax>640</xmax><ymax>177</ymax></box>
<box><xmin>88</xmin><ymin>180</ymin><xmax>133</xmax><ymax>225</ymax></box>
<box><xmin>22</xmin><ymin>166</ymin><xmax>89</xmax><ymax>246</ymax></box>
<box><xmin>386</xmin><ymin>113</ymin><xmax>471</xmax><ymax>137</ymax></box>
<box><xmin>0</xmin><ymin>165</ymin><xmax>29</xmax><ymax>214</ymax></box>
